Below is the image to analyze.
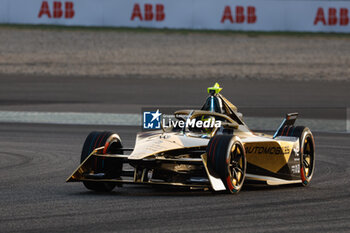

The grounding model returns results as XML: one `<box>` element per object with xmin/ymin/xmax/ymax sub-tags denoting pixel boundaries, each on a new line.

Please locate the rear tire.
<box><xmin>291</xmin><ymin>126</ymin><xmax>315</xmax><ymax>186</ymax></box>
<box><xmin>81</xmin><ymin>131</ymin><xmax>123</xmax><ymax>192</ymax></box>
<box><xmin>207</xmin><ymin>135</ymin><xmax>246</xmax><ymax>194</ymax></box>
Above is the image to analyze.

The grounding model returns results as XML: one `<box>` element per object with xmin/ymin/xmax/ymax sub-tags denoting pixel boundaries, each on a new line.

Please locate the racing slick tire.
<box><xmin>206</xmin><ymin>135</ymin><xmax>246</xmax><ymax>194</ymax></box>
<box><xmin>81</xmin><ymin>131</ymin><xmax>123</xmax><ymax>192</ymax></box>
<box><xmin>291</xmin><ymin>126</ymin><xmax>315</xmax><ymax>186</ymax></box>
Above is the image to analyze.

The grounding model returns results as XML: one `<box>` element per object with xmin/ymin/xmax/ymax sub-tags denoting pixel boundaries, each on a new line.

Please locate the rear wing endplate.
<box><xmin>273</xmin><ymin>112</ymin><xmax>298</xmax><ymax>139</ymax></box>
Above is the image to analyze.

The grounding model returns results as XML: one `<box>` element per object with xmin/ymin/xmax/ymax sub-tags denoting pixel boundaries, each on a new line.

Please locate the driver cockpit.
<box><xmin>201</xmin><ymin>83</ymin><xmax>244</xmax><ymax>125</ymax></box>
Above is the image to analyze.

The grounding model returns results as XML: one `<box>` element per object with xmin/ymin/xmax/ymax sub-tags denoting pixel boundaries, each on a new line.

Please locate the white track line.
<box><xmin>0</xmin><ymin>111</ymin><xmax>141</xmax><ymax>126</ymax></box>
<box><xmin>347</xmin><ymin>108</ymin><xmax>350</xmax><ymax>132</ymax></box>
<box><xmin>0</xmin><ymin>111</ymin><xmax>347</xmax><ymax>132</ymax></box>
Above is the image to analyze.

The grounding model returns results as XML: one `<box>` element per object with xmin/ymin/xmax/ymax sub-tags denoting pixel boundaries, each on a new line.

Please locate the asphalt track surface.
<box><xmin>0</xmin><ymin>75</ymin><xmax>350</xmax><ymax>232</ymax></box>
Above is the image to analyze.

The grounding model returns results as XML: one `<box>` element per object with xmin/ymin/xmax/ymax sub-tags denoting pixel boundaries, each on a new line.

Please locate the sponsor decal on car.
<box><xmin>245</xmin><ymin>146</ymin><xmax>291</xmax><ymax>155</ymax></box>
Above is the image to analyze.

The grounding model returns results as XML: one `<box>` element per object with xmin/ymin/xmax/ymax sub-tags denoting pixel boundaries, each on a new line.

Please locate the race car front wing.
<box><xmin>66</xmin><ymin>147</ymin><xmax>227</xmax><ymax>191</ymax></box>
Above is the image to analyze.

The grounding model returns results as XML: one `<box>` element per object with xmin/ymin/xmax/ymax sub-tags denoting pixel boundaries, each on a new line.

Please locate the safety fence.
<box><xmin>1</xmin><ymin>0</ymin><xmax>350</xmax><ymax>33</ymax></box>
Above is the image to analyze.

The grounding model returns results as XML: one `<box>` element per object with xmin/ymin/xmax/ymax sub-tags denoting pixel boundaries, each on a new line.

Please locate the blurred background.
<box><xmin>0</xmin><ymin>1</ymin><xmax>350</xmax><ymax>232</ymax></box>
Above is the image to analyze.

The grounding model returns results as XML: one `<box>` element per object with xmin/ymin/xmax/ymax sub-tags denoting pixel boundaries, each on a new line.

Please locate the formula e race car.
<box><xmin>67</xmin><ymin>83</ymin><xmax>315</xmax><ymax>194</ymax></box>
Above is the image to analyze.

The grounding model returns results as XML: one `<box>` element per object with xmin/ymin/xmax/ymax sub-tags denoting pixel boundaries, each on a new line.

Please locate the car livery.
<box><xmin>67</xmin><ymin>83</ymin><xmax>315</xmax><ymax>194</ymax></box>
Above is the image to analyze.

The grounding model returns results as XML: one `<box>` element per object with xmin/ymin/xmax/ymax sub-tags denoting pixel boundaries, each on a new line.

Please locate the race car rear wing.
<box><xmin>273</xmin><ymin>112</ymin><xmax>298</xmax><ymax>138</ymax></box>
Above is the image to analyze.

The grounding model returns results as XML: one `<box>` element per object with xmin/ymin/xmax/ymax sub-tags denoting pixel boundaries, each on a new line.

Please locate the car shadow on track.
<box><xmin>67</xmin><ymin>183</ymin><xmax>303</xmax><ymax>197</ymax></box>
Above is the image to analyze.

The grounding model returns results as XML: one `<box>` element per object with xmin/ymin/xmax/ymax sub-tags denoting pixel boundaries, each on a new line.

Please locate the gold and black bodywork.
<box><xmin>67</xmin><ymin>84</ymin><xmax>315</xmax><ymax>193</ymax></box>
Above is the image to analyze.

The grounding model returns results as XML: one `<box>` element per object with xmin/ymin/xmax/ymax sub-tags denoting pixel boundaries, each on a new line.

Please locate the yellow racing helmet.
<box><xmin>201</xmin><ymin>115</ymin><xmax>215</xmax><ymax>134</ymax></box>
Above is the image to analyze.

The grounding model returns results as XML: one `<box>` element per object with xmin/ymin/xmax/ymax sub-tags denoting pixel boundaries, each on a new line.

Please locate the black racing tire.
<box><xmin>207</xmin><ymin>135</ymin><xmax>246</xmax><ymax>194</ymax></box>
<box><xmin>81</xmin><ymin>131</ymin><xmax>123</xmax><ymax>192</ymax></box>
<box><xmin>290</xmin><ymin>126</ymin><xmax>315</xmax><ymax>186</ymax></box>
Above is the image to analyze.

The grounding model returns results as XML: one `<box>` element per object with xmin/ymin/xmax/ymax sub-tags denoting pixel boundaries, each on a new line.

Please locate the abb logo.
<box><xmin>221</xmin><ymin>6</ymin><xmax>257</xmax><ymax>24</ymax></box>
<box><xmin>314</xmin><ymin>7</ymin><xmax>349</xmax><ymax>25</ymax></box>
<box><xmin>38</xmin><ymin>1</ymin><xmax>75</xmax><ymax>19</ymax></box>
<box><xmin>131</xmin><ymin>3</ymin><xmax>165</xmax><ymax>21</ymax></box>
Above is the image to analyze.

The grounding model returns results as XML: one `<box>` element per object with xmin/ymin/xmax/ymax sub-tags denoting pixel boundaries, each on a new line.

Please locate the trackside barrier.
<box><xmin>1</xmin><ymin>0</ymin><xmax>350</xmax><ymax>33</ymax></box>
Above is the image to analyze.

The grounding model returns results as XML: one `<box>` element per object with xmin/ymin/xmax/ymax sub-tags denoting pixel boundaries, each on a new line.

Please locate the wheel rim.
<box><xmin>228</xmin><ymin>143</ymin><xmax>245</xmax><ymax>189</ymax></box>
<box><xmin>302</xmin><ymin>135</ymin><xmax>314</xmax><ymax>180</ymax></box>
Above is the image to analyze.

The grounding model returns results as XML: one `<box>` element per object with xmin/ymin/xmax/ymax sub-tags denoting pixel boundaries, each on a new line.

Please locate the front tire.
<box><xmin>207</xmin><ymin>135</ymin><xmax>246</xmax><ymax>194</ymax></box>
<box><xmin>81</xmin><ymin>131</ymin><xmax>123</xmax><ymax>192</ymax></box>
<box><xmin>291</xmin><ymin>126</ymin><xmax>315</xmax><ymax>186</ymax></box>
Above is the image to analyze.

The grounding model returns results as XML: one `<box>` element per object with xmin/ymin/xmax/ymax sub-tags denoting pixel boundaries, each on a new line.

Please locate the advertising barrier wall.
<box><xmin>1</xmin><ymin>0</ymin><xmax>350</xmax><ymax>33</ymax></box>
